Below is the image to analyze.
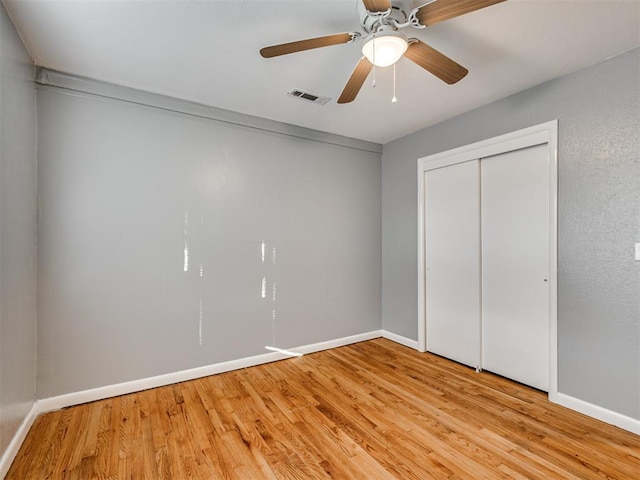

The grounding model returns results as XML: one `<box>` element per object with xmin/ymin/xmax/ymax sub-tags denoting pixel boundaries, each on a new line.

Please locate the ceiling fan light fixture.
<box><xmin>362</xmin><ymin>31</ymin><xmax>408</xmax><ymax>67</ymax></box>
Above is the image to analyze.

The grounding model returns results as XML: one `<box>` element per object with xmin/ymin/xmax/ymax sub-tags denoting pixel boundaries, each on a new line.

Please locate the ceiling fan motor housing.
<box><xmin>359</xmin><ymin>0</ymin><xmax>409</xmax><ymax>33</ymax></box>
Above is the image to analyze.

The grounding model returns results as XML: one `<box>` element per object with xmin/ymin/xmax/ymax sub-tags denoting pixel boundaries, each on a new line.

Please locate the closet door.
<box><xmin>481</xmin><ymin>144</ymin><xmax>550</xmax><ymax>391</ymax></box>
<box><xmin>425</xmin><ymin>160</ymin><xmax>480</xmax><ymax>368</ymax></box>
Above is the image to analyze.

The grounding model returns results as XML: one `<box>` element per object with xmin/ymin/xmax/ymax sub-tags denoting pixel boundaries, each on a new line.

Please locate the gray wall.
<box><xmin>0</xmin><ymin>2</ymin><xmax>37</xmax><ymax>462</ymax></box>
<box><xmin>382</xmin><ymin>48</ymin><xmax>640</xmax><ymax>419</ymax></box>
<box><xmin>36</xmin><ymin>82</ymin><xmax>382</xmax><ymax>399</ymax></box>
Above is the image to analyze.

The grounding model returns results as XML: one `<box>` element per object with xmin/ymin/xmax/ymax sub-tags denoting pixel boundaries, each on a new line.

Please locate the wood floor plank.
<box><xmin>7</xmin><ymin>338</ymin><xmax>639</xmax><ymax>479</ymax></box>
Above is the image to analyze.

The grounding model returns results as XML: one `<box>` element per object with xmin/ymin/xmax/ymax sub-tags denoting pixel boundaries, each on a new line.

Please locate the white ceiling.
<box><xmin>3</xmin><ymin>0</ymin><xmax>639</xmax><ymax>144</ymax></box>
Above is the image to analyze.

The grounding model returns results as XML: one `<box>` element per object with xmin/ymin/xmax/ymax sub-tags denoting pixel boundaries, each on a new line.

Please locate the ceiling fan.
<box><xmin>260</xmin><ymin>0</ymin><xmax>506</xmax><ymax>104</ymax></box>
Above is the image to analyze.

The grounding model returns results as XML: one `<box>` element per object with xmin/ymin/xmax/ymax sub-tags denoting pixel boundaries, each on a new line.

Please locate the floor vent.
<box><xmin>288</xmin><ymin>89</ymin><xmax>331</xmax><ymax>105</ymax></box>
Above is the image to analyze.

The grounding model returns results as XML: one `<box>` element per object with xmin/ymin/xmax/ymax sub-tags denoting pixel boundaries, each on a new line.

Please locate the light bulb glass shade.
<box><xmin>362</xmin><ymin>33</ymin><xmax>408</xmax><ymax>67</ymax></box>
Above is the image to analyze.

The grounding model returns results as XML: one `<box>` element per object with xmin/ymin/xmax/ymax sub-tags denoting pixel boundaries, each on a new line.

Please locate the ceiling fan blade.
<box><xmin>416</xmin><ymin>0</ymin><xmax>506</xmax><ymax>27</ymax></box>
<box><xmin>404</xmin><ymin>40</ymin><xmax>468</xmax><ymax>84</ymax></box>
<box><xmin>338</xmin><ymin>57</ymin><xmax>373</xmax><ymax>104</ymax></box>
<box><xmin>362</xmin><ymin>0</ymin><xmax>392</xmax><ymax>13</ymax></box>
<box><xmin>260</xmin><ymin>33</ymin><xmax>355</xmax><ymax>58</ymax></box>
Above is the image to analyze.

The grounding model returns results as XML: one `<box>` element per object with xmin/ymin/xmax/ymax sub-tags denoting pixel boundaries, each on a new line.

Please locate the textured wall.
<box><xmin>36</xmin><ymin>84</ymin><xmax>381</xmax><ymax>399</ymax></box>
<box><xmin>0</xmin><ymin>2</ymin><xmax>37</xmax><ymax>463</ymax></box>
<box><xmin>382</xmin><ymin>48</ymin><xmax>639</xmax><ymax>419</ymax></box>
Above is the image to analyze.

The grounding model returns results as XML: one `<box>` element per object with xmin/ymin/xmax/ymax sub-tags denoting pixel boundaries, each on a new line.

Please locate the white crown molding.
<box><xmin>35</xmin><ymin>68</ymin><xmax>382</xmax><ymax>155</ymax></box>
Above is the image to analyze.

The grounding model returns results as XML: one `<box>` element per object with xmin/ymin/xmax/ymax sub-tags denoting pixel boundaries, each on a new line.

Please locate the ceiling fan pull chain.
<box><xmin>392</xmin><ymin>63</ymin><xmax>397</xmax><ymax>103</ymax></box>
<box><xmin>372</xmin><ymin>37</ymin><xmax>376</xmax><ymax>87</ymax></box>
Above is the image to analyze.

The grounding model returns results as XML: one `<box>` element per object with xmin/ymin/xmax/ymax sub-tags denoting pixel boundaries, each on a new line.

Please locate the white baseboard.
<box><xmin>0</xmin><ymin>402</ymin><xmax>38</xmax><ymax>479</ymax></box>
<box><xmin>553</xmin><ymin>392</ymin><xmax>640</xmax><ymax>435</ymax></box>
<box><xmin>23</xmin><ymin>330</ymin><xmax>640</xmax><ymax>468</ymax></box>
<box><xmin>37</xmin><ymin>330</ymin><xmax>384</xmax><ymax>414</ymax></box>
<box><xmin>381</xmin><ymin>330</ymin><xmax>419</xmax><ymax>350</ymax></box>
<box><xmin>378</xmin><ymin>332</ymin><xmax>639</xmax><ymax>436</ymax></box>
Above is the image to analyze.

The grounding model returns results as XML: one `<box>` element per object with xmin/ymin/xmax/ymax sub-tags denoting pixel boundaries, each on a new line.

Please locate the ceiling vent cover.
<box><xmin>288</xmin><ymin>89</ymin><xmax>331</xmax><ymax>105</ymax></box>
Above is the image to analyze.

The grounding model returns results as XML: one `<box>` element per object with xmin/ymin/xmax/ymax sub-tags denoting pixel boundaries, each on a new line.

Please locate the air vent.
<box><xmin>288</xmin><ymin>89</ymin><xmax>331</xmax><ymax>105</ymax></box>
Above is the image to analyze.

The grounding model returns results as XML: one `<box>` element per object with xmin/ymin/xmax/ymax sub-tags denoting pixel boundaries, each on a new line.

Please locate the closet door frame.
<box><xmin>417</xmin><ymin>120</ymin><xmax>558</xmax><ymax>400</ymax></box>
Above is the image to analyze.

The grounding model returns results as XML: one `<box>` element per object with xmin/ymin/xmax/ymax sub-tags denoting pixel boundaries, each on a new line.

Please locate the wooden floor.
<box><xmin>7</xmin><ymin>339</ymin><xmax>639</xmax><ymax>479</ymax></box>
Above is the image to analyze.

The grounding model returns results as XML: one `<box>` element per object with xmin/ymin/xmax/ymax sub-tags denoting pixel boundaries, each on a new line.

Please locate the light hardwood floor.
<box><xmin>7</xmin><ymin>338</ymin><xmax>639</xmax><ymax>479</ymax></box>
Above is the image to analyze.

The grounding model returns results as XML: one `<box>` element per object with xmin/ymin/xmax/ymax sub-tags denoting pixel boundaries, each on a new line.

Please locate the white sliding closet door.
<box><xmin>481</xmin><ymin>144</ymin><xmax>550</xmax><ymax>391</ymax></box>
<box><xmin>425</xmin><ymin>160</ymin><xmax>480</xmax><ymax>368</ymax></box>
